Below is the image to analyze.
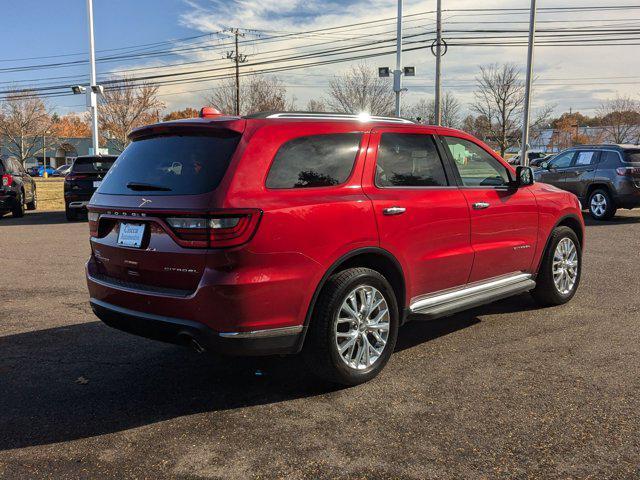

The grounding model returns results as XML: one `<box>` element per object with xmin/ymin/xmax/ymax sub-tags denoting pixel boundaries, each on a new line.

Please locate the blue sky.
<box><xmin>3</xmin><ymin>0</ymin><xmax>640</xmax><ymax>117</ymax></box>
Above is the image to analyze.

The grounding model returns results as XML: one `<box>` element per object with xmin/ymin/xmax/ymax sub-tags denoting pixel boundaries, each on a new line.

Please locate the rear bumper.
<box><xmin>90</xmin><ymin>298</ymin><xmax>304</xmax><ymax>355</ymax></box>
<box><xmin>0</xmin><ymin>192</ymin><xmax>17</xmax><ymax>210</ymax></box>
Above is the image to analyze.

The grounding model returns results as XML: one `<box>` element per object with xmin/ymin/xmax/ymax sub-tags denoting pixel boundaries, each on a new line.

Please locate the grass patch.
<box><xmin>35</xmin><ymin>178</ymin><xmax>65</xmax><ymax>211</ymax></box>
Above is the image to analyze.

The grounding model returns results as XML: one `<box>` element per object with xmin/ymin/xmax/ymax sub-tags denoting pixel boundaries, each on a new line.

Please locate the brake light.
<box><xmin>616</xmin><ymin>167</ymin><xmax>640</xmax><ymax>176</ymax></box>
<box><xmin>200</xmin><ymin>106</ymin><xmax>223</xmax><ymax>118</ymax></box>
<box><xmin>166</xmin><ymin>210</ymin><xmax>261</xmax><ymax>248</ymax></box>
<box><xmin>66</xmin><ymin>174</ymin><xmax>88</xmax><ymax>182</ymax></box>
<box><xmin>88</xmin><ymin>211</ymin><xmax>100</xmax><ymax>237</ymax></box>
<box><xmin>2</xmin><ymin>174</ymin><xmax>13</xmax><ymax>187</ymax></box>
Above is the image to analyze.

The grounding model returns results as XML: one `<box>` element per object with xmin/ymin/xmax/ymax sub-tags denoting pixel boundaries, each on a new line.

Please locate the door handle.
<box><xmin>472</xmin><ymin>202</ymin><xmax>490</xmax><ymax>210</ymax></box>
<box><xmin>383</xmin><ymin>206</ymin><xmax>406</xmax><ymax>216</ymax></box>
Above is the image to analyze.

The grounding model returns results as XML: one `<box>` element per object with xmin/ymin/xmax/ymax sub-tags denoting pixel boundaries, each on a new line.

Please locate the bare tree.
<box><xmin>205</xmin><ymin>76</ymin><xmax>294</xmax><ymax>116</ymax></box>
<box><xmin>0</xmin><ymin>89</ymin><xmax>52</xmax><ymax>166</ymax></box>
<box><xmin>99</xmin><ymin>79</ymin><xmax>164</xmax><ymax>152</ymax></box>
<box><xmin>408</xmin><ymin>92</ymin><xmax>462</xmax><ymax>128</ymax></box>
<box><xmin>326</xmin><ymin>63</ymin><xmax>394</xmax><ymax>116</ymax></box>
<box><xmin>306</xmin><ymin>99</ymin><xmax>326</xmax><ymax>112</ymax></box>
<box><xmin>597</xmin><ymin>95</ymin><xmax>640</xmax><ymax>143</ymax></box>
<box><xmin>471</xmin><ymin>63</ymin><xmax>525</xmax><ymax>157</ymax></box>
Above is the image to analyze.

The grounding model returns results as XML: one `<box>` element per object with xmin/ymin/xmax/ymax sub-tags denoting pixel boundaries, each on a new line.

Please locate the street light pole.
<box><xmin>520</xmin><ymin>0</ymin><xmax>537</xmax><ymax>167</ymax></box>
<box><xmin>434</xmin><ymin>0</ymin><xmax>442</xmax><ymax>126</ymax></box>
<box><xmin>394</xmin><ymin>0</ymin><xmax>403</xmax><ymax>116</ymax></box>
<box><xmin>86</xmin><ymin>0</ymin><xmax>99</xmax><ymax>155</ymax></box>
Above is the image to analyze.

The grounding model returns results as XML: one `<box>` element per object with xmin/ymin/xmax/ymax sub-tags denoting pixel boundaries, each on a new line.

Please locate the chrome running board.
<box><xmin>410</xmin><ymin>273</ymin><xmax>536</xmax><ymax>319</ymax></box>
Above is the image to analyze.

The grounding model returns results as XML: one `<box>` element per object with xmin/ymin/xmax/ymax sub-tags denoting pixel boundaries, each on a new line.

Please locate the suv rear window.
<box><xmin>266</xmin><ymin>133</ymin><xmax>362</xmax><ymax>189</ymax></box>
<box><xmin>98</xmin><ymin>133</ymin><xmax>240</xmax><ymax>196</ymax></box>
<box><xmin>72</xmin><ymin>157</ymin><xmax>116</xmax><ymax>174</ymax></box>
<box><xmin>624</xmin><ymin>149</ymin><xmax>640</xmax><ymax>163</ymax></box>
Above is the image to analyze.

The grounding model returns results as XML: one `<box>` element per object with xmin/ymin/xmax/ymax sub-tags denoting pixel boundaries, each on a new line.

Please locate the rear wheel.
<box><xmin>302</xmin><ymin>267</ymin><xmax>399</xmax><ymax>386</ymax></box>
<box><xmin>11</xmin><ymin>191</ymin><xmax>25</xmax><ymax>218</ymax></box>
<box><xmin>531</xmin><ymin>226</ymin><xmax>581</xmax><ymax>306</ymax></box>
<box><xmin>26</xmin><ymin>188</ymin><xmax>37</xmax><ymax>210</ymax></box>
<box><xmin>588</xmin><ymin>188</ymin><xmax>616</xmax><ymax>220</ymax></box>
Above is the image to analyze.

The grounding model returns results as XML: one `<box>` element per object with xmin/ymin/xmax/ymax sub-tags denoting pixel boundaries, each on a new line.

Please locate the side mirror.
<box><xmin>515</xmin><ymin>166</ymin><xmax>534</xmax><ymax>187</ymax></box>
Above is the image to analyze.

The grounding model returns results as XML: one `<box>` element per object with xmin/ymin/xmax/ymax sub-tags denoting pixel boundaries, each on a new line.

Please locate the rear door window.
<box><xmin>73</xmin><ymin>157</ymin><xmax>116</xmax><ymax>174</ymax></box>
<box><xmin>376</xmin><ymin>133</ymin><xmax>448</xmax><ymax>187</ymax></box>
<box><xmin>98</xmin><ymin>133</ymin><xmax>240</xmax><ymax>195</ymax></box>
<box><xmin>266</xmin><ymin>133</ymin><xmax>362</xmax><ymax>189</ymax></box>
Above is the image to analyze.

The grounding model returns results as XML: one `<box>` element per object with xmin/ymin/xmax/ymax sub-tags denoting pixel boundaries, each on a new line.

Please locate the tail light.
<box><xmin>2</xmin><ymin>174</ymin><xmax>13</xmax><ymax>187</ymax></box>
<box><xmin>66</xmin><ymin>174</ymin><xmax>88</xmax><ymax>182</ymax></box>
<box><xmin>166</xmin><ymin>209</ymin><xmax>261</xmax><ymax>248</ymax></box>
<box><xmin>616</xmin><ymin>167</ymin><xmax>640</xmax><ymax>176</ymax></box>
<box><xmin>88</xmin><ymin>211</ymin><xmax>100</xmax><ymax>237</ymax></box>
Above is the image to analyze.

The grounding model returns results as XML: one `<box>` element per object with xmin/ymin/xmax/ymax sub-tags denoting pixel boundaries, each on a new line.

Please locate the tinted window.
<box><xmin>376</xmin><ymin>133</ymin><xmax>448</xmax><ymax>187</ymax></box>
<box><xmin>601</xmin><ymin>151</ymin><xmax>621</xmax><ymax>166</ymax></box>
<box><xmin>624</xmin><ymin>149</ymin><xmax>640</xmax><ymax>163</ymax></box>
<box><xmin>72</xmin><ymin>157</ymin><xmax>116</xmax><ymax>174</ymax></box>
<box><xmin>574</xmin><ymin>151</ymin><xmax>598</xmax><ymax>166</ymax></box>
<box><xmin>549</xmin><ymin>151</ymin><xmax>574</xmax><ymax>168</ymax></box>
<box><xmin>98</xmin><ymin>134</ymin><xmax>240</xmax><ymax>196</ymax></box>
<box><xmin>443</xmin><ymin>137</ymin><xmax>510</xmax><ymax>187</ymax></box>
<box><xmin>266</xmin><ymin>133</ymin><xmax>361</xmax><ymax>189</ymax></box>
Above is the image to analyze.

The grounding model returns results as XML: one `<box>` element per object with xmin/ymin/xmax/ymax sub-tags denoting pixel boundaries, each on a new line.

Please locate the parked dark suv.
<box><xmin>86</xmin><ymin>110</ymin><xmax>584</xmax><ymax>385</ymax></box>
<box><xmin>535</xmin><ymin>144</ymin><xmax>640</xmax><ymax>220</ymax></box>
<box><xmin>64</xmin><ymin>155</ymin><xmax>117</xmax><ymax>220</ymax></box>
<box><xmin>0</xmin><ymin>156</ymin><xmax>37</xmax><ymax>218</ymax></box>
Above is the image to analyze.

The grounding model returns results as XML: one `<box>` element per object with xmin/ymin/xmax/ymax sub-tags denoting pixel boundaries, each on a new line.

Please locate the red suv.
<box><xmin>86</xmin><ymin>111</ymin><xmax>585</xmax><ymax>385</ymax></box>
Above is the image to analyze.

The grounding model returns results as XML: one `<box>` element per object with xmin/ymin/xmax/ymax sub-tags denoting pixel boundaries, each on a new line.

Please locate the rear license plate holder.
<box><xmin>117</xmin><ymin>223</ymin><xmax>145</xmax><ymax>248</ymax></box>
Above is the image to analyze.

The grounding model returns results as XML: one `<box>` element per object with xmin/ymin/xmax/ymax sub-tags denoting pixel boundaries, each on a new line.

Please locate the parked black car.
<box><xmin>64</xmin><ymin>155</ymin><xmax>117</xmax><ymax>220</ymax></box>
<box><xmin>535</xmin><ymin>144</ymin><xmax>640</xmax><ymax>220</ymax></box>
<box><xmin>0</xmin><ymin>156</ymin><xmax>37</xmax><ymax>218</ymax></box>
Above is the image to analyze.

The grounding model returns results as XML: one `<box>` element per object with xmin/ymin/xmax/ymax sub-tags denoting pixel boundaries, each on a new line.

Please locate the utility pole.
<box><xmin>434</xmin><ymin>0</ymin><xmax>442</xmax><ymax>125</ymax></box>
<box><xmin>86</xmin><ymin>0</ymin><xmax>99</xmax><ymax>154</ymax></box>
<box><xmin>393</xmin><ymin>0</ymin><xmax>403</xmax><ymax>116</ymax></box>
<box><xmin>520</xmin><ymin>0</ymin><xmax>537</xmax><ymax>167</ymax></box>
<box><xmin>226</xmin><ymin>29</ymin><xmax>247</xmax><ymax>116</ymax></box>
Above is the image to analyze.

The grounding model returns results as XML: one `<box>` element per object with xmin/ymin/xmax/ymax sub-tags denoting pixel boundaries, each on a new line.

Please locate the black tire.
<box><xmin>302</xmin><ymin>267</ymin><xmax>399</xmax><ymax>386</ymax></box>
<box><xmin>588</xmin><ymin>188</ymin><xmax>616</xmax><ymax>220</ymax></box>
<box><xmin>26</xmin><ymin>188</ymin><xmax>37</xmax><ymax>211</ymax></box>
<box><xmin>531</xmin><ymin>226</ymin><xmax>582</xmax><ymax>307</ymax></box>
<box><xmin>11</xmin><ymin>191</ymin><xmax>25</xmax><ymax>218</ymax></box>
<box><xmin>65</xmin><ymin>206</ymin><xmax>78</xmax><ymax>221</ymax></box>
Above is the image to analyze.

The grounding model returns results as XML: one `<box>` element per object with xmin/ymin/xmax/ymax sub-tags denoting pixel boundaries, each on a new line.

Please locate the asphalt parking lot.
<box><xmin>1</xmin><ymin>210</ymin><xmax>639</xmax><ymax>479</ymax></box>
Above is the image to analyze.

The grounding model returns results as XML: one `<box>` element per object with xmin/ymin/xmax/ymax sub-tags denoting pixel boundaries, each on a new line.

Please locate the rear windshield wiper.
<box><xmin>126</xmin><ymin>182</ymin><xmax>172</xmax><ymax>192</ymax></box>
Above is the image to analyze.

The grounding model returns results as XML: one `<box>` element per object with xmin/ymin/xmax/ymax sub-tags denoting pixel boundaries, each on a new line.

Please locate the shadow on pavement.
<box><xmin>583</xmin><ymin>211</ymin><xmax>640</xmax><ymax>227</ymax></box>
<box><xmin>0</xmin><ymin>210</ymin><xmax>81</xmax><ymax>226</ymax></box>
<box><xmin>1</xmin><ymin>294</ymin><xmax>536</xmax><ymax>450</ymax></box>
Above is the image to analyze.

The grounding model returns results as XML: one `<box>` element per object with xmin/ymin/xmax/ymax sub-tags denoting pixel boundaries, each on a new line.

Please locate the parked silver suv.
<box><xmin>535</xmin><ymin>144</ymin><xmax>640</xmax><ymax>220</ymax></box>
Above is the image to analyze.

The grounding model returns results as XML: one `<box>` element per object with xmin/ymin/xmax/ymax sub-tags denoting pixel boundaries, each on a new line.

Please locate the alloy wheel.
<box><xmin>590</xmin><ymin>193</ymin><xmax>607</xmax><ymax>218</ymax></box>
<box><xmin>552</xmin><ymin>237</ymin><xmax>578</xmax><ymax>295</ymax></box>
<box><xmin>335</xmin><ymin>285</ymin><xmax>390</xmax><ymax>370</ymax></box>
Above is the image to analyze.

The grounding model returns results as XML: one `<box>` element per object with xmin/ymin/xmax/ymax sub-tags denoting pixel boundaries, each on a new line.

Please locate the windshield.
<box><xmin>97</xmin><ymin>133</ymin><xmax>240</xmax><ymax>196</ymax></box>
<box><xmin>73</xmin><ymin>157</ymin><xmax>116</xmax><ymax>174</ymax></box>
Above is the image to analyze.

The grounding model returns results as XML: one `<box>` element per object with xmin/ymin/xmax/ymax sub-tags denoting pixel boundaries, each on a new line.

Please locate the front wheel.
<box><xmin>531</xmin><ymin>226</ymin><xmax>582</xmax><ymax>306</ymax></box>
<box><xmin>26</xmin><ymin>189</ymin><xmax>37</xmax><ymax>210</ymax></box>
<box><xmin>302</xmin><ymin>267</ymin><xmax>399</xmax><ymax>386</ymax></box>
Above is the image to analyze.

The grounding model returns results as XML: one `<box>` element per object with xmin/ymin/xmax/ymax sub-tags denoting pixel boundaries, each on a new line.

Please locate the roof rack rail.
<box><xmin>263</xmin><ymin>112</ymin><xmax>414</xmax><ymax>124</ymax></box>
